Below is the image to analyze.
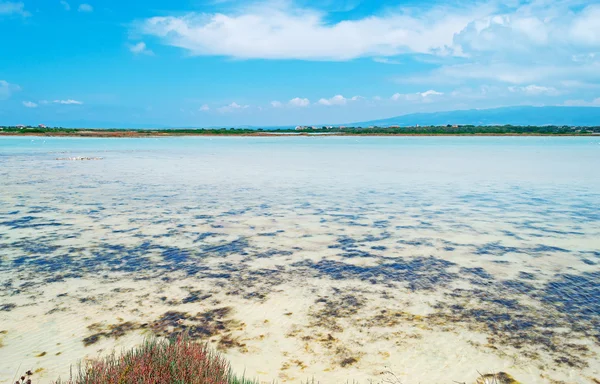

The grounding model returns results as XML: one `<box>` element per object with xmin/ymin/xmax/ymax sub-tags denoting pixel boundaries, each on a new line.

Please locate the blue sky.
<box><xmin>1</xmin><ymin>0</ymin><xmax>599</xmax><ymax>127</ymax></box>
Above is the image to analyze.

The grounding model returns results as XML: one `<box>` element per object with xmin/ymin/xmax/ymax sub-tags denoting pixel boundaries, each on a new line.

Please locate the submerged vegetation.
<box><xmin>1</xmin><ymin>124</ymin><xmax>600</xmax><ymax>136</ymax></box>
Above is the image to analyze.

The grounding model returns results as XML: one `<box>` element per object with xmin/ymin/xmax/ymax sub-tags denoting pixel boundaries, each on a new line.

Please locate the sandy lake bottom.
<box><xmin>1</xmin><ymin>136</ymin><xmax>599</xmax><ymax>383</ymax></box>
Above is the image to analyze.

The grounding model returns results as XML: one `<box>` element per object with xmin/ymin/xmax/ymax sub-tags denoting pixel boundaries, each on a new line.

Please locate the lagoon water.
<box><xmin>1</xmin><ymin>136</ymin><xmax>599</xmax><ymax>383</ymax></box>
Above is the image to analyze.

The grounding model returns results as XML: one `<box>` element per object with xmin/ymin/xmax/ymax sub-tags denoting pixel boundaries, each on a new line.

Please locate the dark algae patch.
<box><xmin>83</xmin><ymin>321</ymin><xmax>141</xmax><ymax>346</ymax></box>
<box><xmin>151</xmin><ymin>307</ymin><xmax>247</xmax><ymax>352</ymax></box>
<box><xmin>294</xmin><ymin>256</ymin><xmax>457</xmax><ymax>290</ymax></box>
<box><xmin>182</xmin><ymin>290</ymin><xmax>212</xmax><ymax>304</ymax></box>
<box><xmin>0</xmin><ymin>303</ymin><xmax>16</xmax><ymax>312</ymax></box>
<box><xmin>340</xmin><ymin>357</ymin><xmax>358</xmax><ymax>367</ymax></box>
<box><xmin>542</xmin><ymin>271</ymin><xmax>600</xmax><ymax>324</ymax></box>
<box><xmin>83</xmin><ymin>307</ymin><xmax>247</xmax><ymax>352</ymax></box>
<box><xmin>309</xmin><ymin>294</ymin><xmax>366</xmax><ymax>332</ymax></box>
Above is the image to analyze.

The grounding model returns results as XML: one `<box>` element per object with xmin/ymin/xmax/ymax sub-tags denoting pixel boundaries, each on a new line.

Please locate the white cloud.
<box><xmin>135</xmin><ymin>1</ymin><xmax>600</xmax><ymax>62</ymax></box>
<box><xmin>452</xmin><ymin>3</ymin><xmax>600</xmax><ymax>57</ymax></box>
<box><xmin>350</xmin><ymin>96</ymin><xmax>363</xmax><ymax>101</ymax></box>
<box><xmin>22</xmin><ymin>101</ymin><xmax>38</xmax><ymax>108</ymax></box>
<box><xmin>136</xmin><ymin>1</ymin><xmax>489</xmax><ymax>60</ymax></box>
<box><xmin>392</xmin><ymin>90</ymin><xmax>444</xmax><ymax>101</ymax></box>
<box><xmin>54</xmin><ymin>99</ymin><xmax>83</xmax><ymax>105</ymax></box>
<box><xmin>568</xmin><ymin>5</ymin><xmax>600</xmax><ymax>46</ymax></box>
<box><xmin>560</xmin><ymin>80</ymin><xmax>600</xmax><ymax>90</ymax></box>
<box><xmin>449</xmin><ymin>85</ymin><xmax>503</xmax><ymax>100</ymax></box>
<box><xmin>270</xmin><ymin>100</ymin><xmax>283</xmax><ymax>108</ymax></box>
<box><xmin>129</xmin><ymin>41</ymin><xmax>154</xmax><ymax>55</ymax></box>
<box><xmin>0</xmin><ymin>80</ymin><xmax>20</xmax><ymax>100</ymax></box>
<box><xmin>0</xmin><ymin>1</ymin><xmax>29</xmax><ymax>16</ymax></box>
<box><xmin>400</xmin><ymin>61</ymin><xmax>600</xmax><ymax>86</ymax></box>
<box><xmin>288</xmin><ymin>97</ymin><xmax>310</xmax><ymax>107</ymax></box>
<box><xmin>199</xmin><ymin>104</ymin><xmax>210</xmax><ymax>111</ymax></box>
<box><xmin>419</xmin><ymin>90</ymin><xmax>443</xmax><ymax>97</ymax></box>
<box><xmin>563</xmin><ymin>98</ymin><xmax>600</xmax><ymax>107</ymax></box>
<box><xmin>60</xmin><ymin>0</ymin><xmax>70</xmax><ymax>11</ymax></box>
<box><xmin>508</xmin><ymin>85</ymin><xmax>560</xmax><ymax>96</ymax></box>
<box><xmin>78</xmin><ymin>3</ymin><xmax>92</xmax><ymax>12</ymax></box>
<box><xmin>318</xmin><ymin>95</ymin><xmax>347</xmax><ymax>106</ymax></box>
<box><xmin>373</xmin><ymin>57</ymin><xmax>401</xmax><ymax>65</ymax></box>
<box><xmin>217</xmin><ymin>102</ymin><xmax>249</xmax><ymax>113</ymax></box>
<box><xmin>131</xmin><ymin>0</ymin><xmax>600</xmax><ymax>101</ymax></box>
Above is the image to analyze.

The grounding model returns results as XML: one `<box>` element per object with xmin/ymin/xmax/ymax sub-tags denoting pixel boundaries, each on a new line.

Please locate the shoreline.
<box><xmin>1</xmin><ymin>132</ymin><xmax>599</xmax><ymax>138</ymax></box>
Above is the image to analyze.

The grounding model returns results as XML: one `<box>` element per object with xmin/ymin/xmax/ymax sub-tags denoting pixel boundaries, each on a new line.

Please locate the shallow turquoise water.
<box><xmin>0</xmin><ymin>137</ymin><xmax>599</xmax><ymax>383</ymax></box>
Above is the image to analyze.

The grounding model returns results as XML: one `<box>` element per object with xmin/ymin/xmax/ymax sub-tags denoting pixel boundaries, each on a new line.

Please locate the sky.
<box><xmin>1</xmin><ymin>0</ymin><xmax>600</xmax><ymax>127</ymax></box>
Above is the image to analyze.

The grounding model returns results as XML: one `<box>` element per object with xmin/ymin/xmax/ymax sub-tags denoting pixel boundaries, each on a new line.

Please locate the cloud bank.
<box><xmin>135</xmin><ymin>1</ymin><xmax>600</xmax><ymax>62</ymax></box>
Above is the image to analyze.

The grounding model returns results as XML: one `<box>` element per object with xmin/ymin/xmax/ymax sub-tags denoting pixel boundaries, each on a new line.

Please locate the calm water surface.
<box><xmin>0</xmin><ymin>137</ymin><xmax>599</xmax><ymax>383</ymax></box>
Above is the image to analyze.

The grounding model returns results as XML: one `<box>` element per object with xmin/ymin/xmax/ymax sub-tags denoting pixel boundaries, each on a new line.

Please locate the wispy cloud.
<box><xmin>129</xmin><ymin>41</ymin><xmax>154</xmax><ymax>55</ymax></box>
<box><xmin>217</xmin><ymin>102</ymin><xmax>248</xmax><ymax>113</ymax></box>
<box><xmin>0</xmin><ymin>1</ymin><xmax>29</xmax><ymax>16</ymax></box>
<box><xmin>563</xmin><ymin>98</ymin><xmax>600</xmax><ymax>107</ymax></box>
<box><xmin>54</xmin><ymin>99</ymin><xmax>83</xmax><ymax>105</ymax></box>
<box><xmin>60</xmin><ymin>0</ymin><xmax>70</xmax><ymax>11</ymax></box>
<box><xmin>0</xmin><ymin>80</ymin><xmax>21</xmax><ymax>100</ymax></box>
<box><xmin>391</xmin><ymin>90</ymin><xmax>444</xmax><ymax>102</ymax></box>
<box><xmin>509</xmin><ymin>85</ymin><xmax>561</xmax><ymax>96</ymax></box>
<box><xmin>78</xmin><ymin>3</ymin><xmax>92</xmax><ymax>12</ymax></box>
<box><xmin>22</xmin><ymin>101</ymin><xmax>38</xmax><ymax>108</ymax></box>
<box><xmin>270</xmin><ymin>100</ymin><xmax>283</xmax><ymax>108</ymax></box>
<box><xmin>373</xmin><ymin>58</ymin><xmax>402</xmax><ymax>65</ymax></box>
<box><xmin>199</xmin><ymin>104</ymin><xmax>210</xmax><ymax>111</ymax></box>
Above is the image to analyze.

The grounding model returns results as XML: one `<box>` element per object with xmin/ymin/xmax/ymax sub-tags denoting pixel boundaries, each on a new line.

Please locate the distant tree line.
<box><xmin>1</xmin><ymin>125</ymin><xmax>599</xmax><ymax>135</ymax></box>
<box><xmin>310</xmin><ymin>125</ymin><xmax>600</xmax><ymax>135</ymax></box>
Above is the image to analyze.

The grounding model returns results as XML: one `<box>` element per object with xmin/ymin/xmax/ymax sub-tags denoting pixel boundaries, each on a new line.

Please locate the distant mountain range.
<box><xmin>349</xmin><ymin>106</ymin><xmax>600</xmax><ymax>127</ymax></box>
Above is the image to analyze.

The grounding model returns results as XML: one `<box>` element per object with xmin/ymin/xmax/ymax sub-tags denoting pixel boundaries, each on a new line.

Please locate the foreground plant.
<box><xmin>54</xmin><ymin>336</ymin><xmax>256</xmax><ymax>384</ymax></box>
<box><xmin>15</xmin><ymin>370</ymin><xmax>33</xmax><ymax>384</ymax></box>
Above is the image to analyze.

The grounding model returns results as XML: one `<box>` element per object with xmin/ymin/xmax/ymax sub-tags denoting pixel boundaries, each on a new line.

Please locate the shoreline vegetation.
<box><xmin>14</xmin><ymin>337</ymin><xmax>258</xmax><ymax>384</ymax></box>
<box><xmin>1</xmin><ymin>125</ymin><xmax>600</xmax><ymax>137</ymax></box>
